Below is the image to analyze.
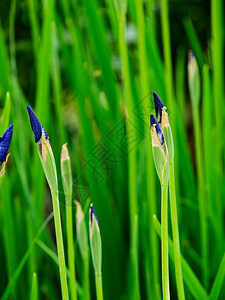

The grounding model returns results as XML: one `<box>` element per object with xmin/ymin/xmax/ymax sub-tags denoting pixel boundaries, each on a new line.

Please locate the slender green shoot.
<box><xmin>61</xmin><ymin>144</ymin><xmax>77</xmax><ymax>300</ymax></box>
<box><xmin>75</xmin><ymin>201</ymin><xmax>90</xmax><ymax>300</ymax></box>
<box><xmin>150</xmin><ymin>114</ymin><xmax>170</xmax><ymax>300</ymax></box>
<box><xmin>26</xmin><ymin>106</ymin><xmax>69</xmax><ymax>300</ymax></box>
<box><xmin>161</xmin><ymin>184</ymin><xmax>170</xmax><ymax>300</ymax></box>
<box><xmin>188</xmin><ymin>53</ymin><xmax>208</xmax><ymax>287</ymax></box>
<box><xmin>30</xmin><ymin>272</ymin><xmax>38</xmax><ymax>300</ymax></box>
<box><xmin>89</xmin><ymin>203</ymin><xmax>103</xmax><ymax>300</ymax></box>
<box><xmin>158</xmin><ymin>97</ymin><xmax>185</xmax><ymax>300</ymax></box>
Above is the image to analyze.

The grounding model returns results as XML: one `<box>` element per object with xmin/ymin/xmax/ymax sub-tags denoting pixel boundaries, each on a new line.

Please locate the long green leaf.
<box><xmin>1</xmin><ymin>213</ymin><xmax>53</xmax><ymax>300</ymax></box>
<box><xmin>208</xmin><ymin>254</ymin><xmax>225</xmax><ymax>300</ymax></box>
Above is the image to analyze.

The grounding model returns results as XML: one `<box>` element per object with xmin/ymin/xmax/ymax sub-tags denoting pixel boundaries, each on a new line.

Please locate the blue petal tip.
<box><xmin>0</xmin><ymin>124</ymin><xmax>13</xmax><ymax>164</ymax></box>
<box><xmin>153</xmin><ymin>92</ymin><xmax>164</xmax><ymax>123</ymax></box>
<box><xmin>26</xmin><ymin>105</ymin><xmax>48</xmax><ymax>142</ymax></box>
<box><xmin>90</xmin><ymin>204</ymin><xmax>98</xmax><ymax>226</ymax></box>
<box><xmin>150</xmin><ymin>114</ymin><xmax>156</xmax><ymax>126</ymax></box>
<box><xmin>150</xmin><ymin>114</ymin><xmax>164</xmax><ymax>145</ymax></box>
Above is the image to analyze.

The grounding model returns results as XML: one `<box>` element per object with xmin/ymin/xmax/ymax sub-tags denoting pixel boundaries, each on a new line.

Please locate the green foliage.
<box><xmin>0</xmin><ymin>0</ymin><xmax>224</xmax><ymax>299</ymax></box>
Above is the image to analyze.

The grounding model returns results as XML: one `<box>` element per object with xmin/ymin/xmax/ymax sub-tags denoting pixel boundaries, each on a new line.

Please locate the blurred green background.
<box><xmin>0</xmin><ymin>0</ymin><xmax>224</xmax><ymax>299</ymax></box>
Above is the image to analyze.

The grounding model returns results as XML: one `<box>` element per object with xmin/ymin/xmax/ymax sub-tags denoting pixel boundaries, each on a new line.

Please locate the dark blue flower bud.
<box><xmin>153</xmin><ymin>92</ymin><xmax>164</xmax><ymax>123</ymax></box>
<box><xmin>26</xmin><ymin>105</ymin><xmax>48</xmax><ymax>143</ymax></box>
<box><xmin>90</xmin><ymin>203</ymin><xmax>99</xmax><ymax>228</ymax></box>
<box><xmin>150</xmin><ymin>114</ymin><xmax>164</xmax><ymax>145</ymax></box>
<box><xmin>0</xmin><ymin>124</ymin><xmax>13</xmax><ymax>164</ymax></box>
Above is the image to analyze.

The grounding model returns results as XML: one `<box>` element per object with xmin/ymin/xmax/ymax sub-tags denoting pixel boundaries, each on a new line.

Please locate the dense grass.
<box><xmin>0</xmin><ymin>0</ymin><xmax>224</xmax><ymax>299</ymax></box>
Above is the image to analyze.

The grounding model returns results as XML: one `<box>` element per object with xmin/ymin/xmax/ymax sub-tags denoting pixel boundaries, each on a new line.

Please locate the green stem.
<box><xmin>135</xmin><ymin>0</ymin><xmax>159</xmax><ymax>297</ymax></box>
<box><xmin>52</xmin><ymin>191</ymin><xmax>69</xmax><ymax>300</ymax></box>
<box><xmin>192</xmin><ymin>108</ymin><xmax>208</xmax><ymax>288</ymax></box>
<box><xmin>84</xmin><ymin>257</ymin><xmax>90</xmax><ymax>300</ymax></box>
<box><xmin>95</xmin><ymin>273</ymin><xmax>103</xmax><ymax>300</ymax></box>
<box><xmin>160</xmin><ymin>0</ymin><xmax>173</xmax><ymax>113</ymax></box>
<box><xmin>161</xmin><ymin>184</ymin><xmax>170</xmax><ymax>300</ymax></box>
<box><xmin>118</xmin><ymin>11</ymin><xmax>139</xmax><ymax>298</ymax></box>
<box><xmin>118</xmin><ymin>13</ymin><xmax>138</xmax><ymax>226</ymax></box>
<box><xmin>66</xmin><ymin>194</ymin><xmax>77</xmax><ymax>300</ymax></box>
<box><xmin>169</xmin><ymin>162</ymin><xmax>185</xmax><ymax>300</ymax></box>
<box><xmin>211</xmin><ymin>0</ymin><xmax>224</xmax><ymax>244</ymax></box>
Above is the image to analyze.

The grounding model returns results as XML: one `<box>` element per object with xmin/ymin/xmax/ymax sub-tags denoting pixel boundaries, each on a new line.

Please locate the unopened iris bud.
<box><xmin>26</xmin><ymin>106</ymin><xmax>57</xmax><ymax>192</ymax></box>
<box><xmin>161</xmin><ymin>107</ymin><xmax>174</xmax><ymax>162</ymax></box>
<box><xmin>61</xmin><ymin>144</ymin><xmax>72</xmax><ymax>199</ymax></box>
<box><xmin>26</xmin><ymin>105</ymin><xmax>48</xmax><ymax>144</ymax></box>
<box><xmin>89</xmin><ymin>203</ymin><xmax>102</xmax><ymax>275</ymax></box>
<box><xmin>152</xmin><ymin>92</ymin><xmax>174</xmax><ymax>162</ymax></box>
<box><xmin>150</xmin><ymin>115</ymin><xmax>169</xmax><ymax>186</ymax></box>
<box><xmin>0</xmin><ymin>124</ymin><xmax>13</xmax><ymax>180</ymax></box>
<box><xmin>75</xmin><ymin>201</ymin><xmax>89</xmax><ymax>260</ymax></box>
<box><xmin>0</xmin><ymin>124</ymin><xmax>13</xmax><ymax>164</ymax></box>
<box><xmin>188</xmin><ymin>50</ymin><xmax>200</xmax><ymax>109</ymax></box>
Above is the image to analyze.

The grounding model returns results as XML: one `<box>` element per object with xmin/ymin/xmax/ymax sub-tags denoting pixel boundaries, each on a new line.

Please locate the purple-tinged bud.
<box><xmin>90</xmin><ymin>203</ymin><xmax>99</xmax><ymax>230</ymax></box>
<box><xmin>150</xmin><ymin>115</ymin><xmax>169</xmax><ymax>185</ymax></box>
<box><xmin>0</xmin><ymin>124</ymin><xmax>13</xmax><ymax>164</ymax></box>
<box><xmin>26</xmin><ymin>105</ymin><xmax>48</xmax><ymax>143</ymax></box>
<box><xmin>150</xmin><ymin>114</ymin><xmax>164</xmax><ymax>145</ymax></box>
<box><xmin>153</xmin><ymin>92</ymin><xmax>164</xmax><ymax>123</ymax></box>
<box><xmin>89</xmin><ymin>203</ymin><xmax>101</xmax><ymax>275</ymax></box>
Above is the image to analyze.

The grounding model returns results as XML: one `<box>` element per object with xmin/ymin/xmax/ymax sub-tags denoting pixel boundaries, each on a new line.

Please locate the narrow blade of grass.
<box><xmin>30</xmin><ymin>273</ymin><xmax>38</xmax><ymax>300</ymax></box>
<box><xmin>208</xmin><ymin>253</ymin><xmax>225</xmax><ymax>300</ymax></box>
<box><xmin>1</xmin><ymin>213</ymin><xmax>53</xmax><ymax>300</ymax></box>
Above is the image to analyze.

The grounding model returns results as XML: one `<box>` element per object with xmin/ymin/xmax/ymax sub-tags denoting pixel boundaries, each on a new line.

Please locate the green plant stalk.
<box><xmin>192</xmin><ymin>107</ymin><xmax>208</xmax><ymax>287</ymax></box>
<box><xmin>27</xmin><ymin>0</ymin><xmax>39</xmax><ymax>62</ymax></box>
<box><xmin>95</xmin><ymin>273</ymin><xmax>103</xmax><ymax>300</ymax></box>
<box><xmin>118</xmin><ymin>10</ymin><xmax>138</xmax><ymax>232</ymax></box>
<box><xmin>30</xmin><ymin>272</ymin><xmax>38</xmax><ymax>300</ymax></box>
<box><xmin>135</xmin><ymin>0</ymin><xmax>159</xmax><ymax>297</ymax></box>
<box><xmin>161</xmin><ymin>184</ymin><xmax>170</xmax><ymax>300</ymax></box>
<box><xmin>66</xmin><ymin>194</ymin><xmax>77</xmax><ymax>300</ymax></box>
<box><xmin>211</xmin><ymin>0</ymin><xmax>224</xmax><ymax>242</ymax></box>
<box><xmin>160</xmin><ymin>0</ymin><xmax>173</xmax><ymax>114</ymax></box>
<box><xmin>169</xmin><ymin>162</ymin><xmax>185</xmax><ymax>300</ymax></box>
<box><xmin>146</xmin><ymin>0</ymin><xmax>156</xmax><ymax>39</ymax></box>
<box><xmin>52</xmin><ymin>191</ymin><xmax>69</xmax><ymax>300</ymax></box>
<box><xmin>153</xmin><ymin>215</ymin><xmax>208</xmax><ymax>300</ymax></box>
<box><xmin>202</xmin><ymin>65</ymin><xmax>217</xmax><ymax>245</ymax></box>
<box><xmin>118</xmin><ymin>10</ymin><xmax>140</xmax><ymax>299</ymax></box>
<box><xmin>84</xmin><ymin>257</ymin><xmax>90</xmax><ymax>300</ymax></box>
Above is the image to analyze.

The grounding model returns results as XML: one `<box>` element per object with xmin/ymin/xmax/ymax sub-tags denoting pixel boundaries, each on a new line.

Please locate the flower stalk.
<box><xmin>150</xmin><ymin>114</ymin><xmax>170</xmax><ymax>300</ymax></box>
<box><xmin>75</xmin><ymin>201</ymin><xmax>90</xmax><ymax>300</ymax></box>
<box><xmin>89</xmin><ymin>203</ymin><xmax>103</xmax><ymax>300</ymax></box>
<box><xmin>61</xmin><ymin>144</ymin><xmax>77</xmax><ymax>300</ymax></box>
<box><xmin>27</xmin><ymin>106</ymin><xmax>68</xmax><ymax>300</ymax></box>
<box><xmin>188</xmin><ymin>53</ymin><xmax>208</xmax><ymax>288</ymax></box>
<box><xmin>153</xmin><ymin>92</ymin><xmax>185</xmax><ymax>300</ymax></box>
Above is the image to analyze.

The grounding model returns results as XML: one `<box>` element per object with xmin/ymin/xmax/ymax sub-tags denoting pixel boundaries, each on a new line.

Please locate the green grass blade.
<box><xmin>81</xmin><ymin>0</ymin><xmax>119</xmax><ymax>118</ymax></box>
<box><xmin>30</xmin><ymin>272</ymin><xmax>38</xmax><ymax>300</ymax></box>
<box><xmin>36</xmin><ymin>239</ymin><xmax>83</xmax><ymax>296</ymax></box>
<box><xmin>183</xmin><ymin>18</ymin><xmax>205</xmax><ymax>69</ymax></box>
<box><xmin>208</xmin><ymin>254</ymin><xmax>225</xmax><ymax>300</ymax></box>
<box><xmin>1</xmin><ymin>213</ymin><xmax>53</xmax><ymax>300</ymax></box>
